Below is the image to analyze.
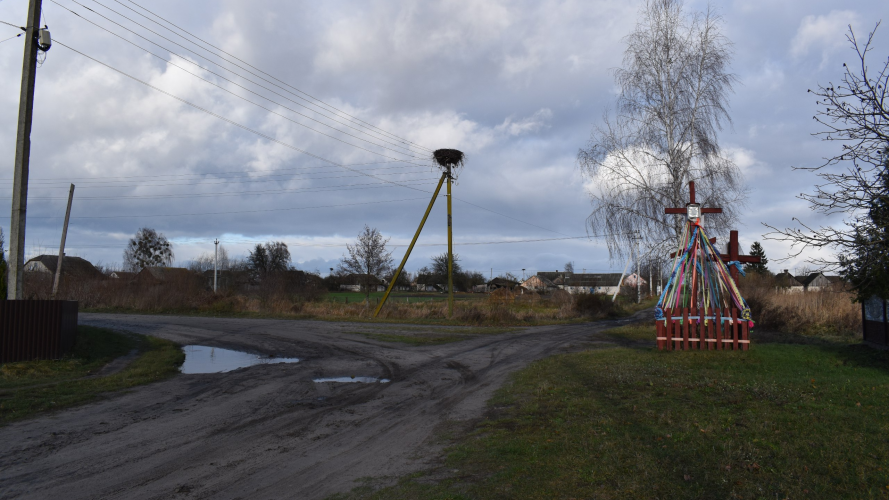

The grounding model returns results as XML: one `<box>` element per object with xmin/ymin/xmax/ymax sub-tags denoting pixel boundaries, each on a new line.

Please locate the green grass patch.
<box><xmin>349</xmin><ymin>326</ymin><xmax>518</xmax><ymax>346</ymax></box>
<box><xmin>337</xmin><ymin>340</ymin><xmax>889</xmax><ymax>499</ymax></box>
<box><xmin>0</xmin><ymin>325</ymin><xmax>184</xmax><ymax>424</ymax></box>
<box><xmin>606</xmin><ymin>321</ymin><xmax>657</xmax><ymax>342</ymax></box>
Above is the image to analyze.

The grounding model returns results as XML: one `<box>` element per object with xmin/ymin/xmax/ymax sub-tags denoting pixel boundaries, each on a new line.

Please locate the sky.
<box><xmin>0</xmin><ymin>0</ymin><xmax>886</xmax><ymax>278</ymax></box>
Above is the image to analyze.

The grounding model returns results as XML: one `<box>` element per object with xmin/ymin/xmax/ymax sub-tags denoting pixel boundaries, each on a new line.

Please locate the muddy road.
<box><xmin>0</xmin><ymin>313</ymin><xmax>646</xmax><ymax>499</ymax></box>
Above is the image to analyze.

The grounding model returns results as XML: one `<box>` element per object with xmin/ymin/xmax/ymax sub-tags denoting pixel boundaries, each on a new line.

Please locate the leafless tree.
<box><xmin>764</xmin><ymin>24</ymin><xmax>888</xmax><ymax>299</ymax></box>
<box><xmin>337</xmin><ymin>225</ymin><xmax>393</xmax><ymax>304</ymax></box>
<box><xmin>247</xmin><ymin>241</ymin><xmax>292</xmax><ymax>280</ymax></box>
<box><xmin>123</xmin><ymin>228</ymin><xmax>174</xmax><ymax>271</ymax></box>
<box><xmin>578</xmin><ymin>0</ymin><xmax>745</xmax><ymax>261</ymax></box>
<box><xmin>188</xmin><ymin>245</ymin><xmax>232</xmax><ymax>273</ymax></box>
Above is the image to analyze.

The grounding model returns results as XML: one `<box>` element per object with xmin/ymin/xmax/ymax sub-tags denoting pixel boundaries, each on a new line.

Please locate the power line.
<box><xmin>54</xmin><ymin>0</ymin><xmax>431</xmax><ymax>158</ymax></box>
<box><xmin>3</xmin><ymin>196</ymin><xmax>431</xmax><ymax>219</ymax></box>
<box><xmin>0</xmin><ymin>179</ymin><xmax>438</xmax><ymax>201</ymax></box>
<box><xmin>52</xmin><ymin>1</ymin><xmax>428</xmax><ymax>161</ymax></box>
<box><xmin>2</xmin><ymin>168</ymin><xmax>436</xmax><ymax>189</ymax></box>
<box><xmin>116</xmin><ymin>0</ymin><xmax>433</xmax><ymax>153</ymax></box>
<box><xmin>0</xmin><ymin>32</ymin><xmax>22</xmax><ymax>44</ymax></box>
<box><xmin>0</xmin><ymin>160</ymin><xmax>433</xmax><ymax>183</ymax></box>
<box><xmin>54</xmin><ymin>40</ymin><xmax>440</xmax><ymax>199</ymax></box>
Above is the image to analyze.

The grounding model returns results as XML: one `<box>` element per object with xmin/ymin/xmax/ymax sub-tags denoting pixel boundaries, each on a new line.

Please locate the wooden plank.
<box><xmin>732</xmin><ymin>308</ymin><xmax>739</xmax><ymax>350</ymax></box>
<box><xmin>715</xmin><ymin>308</ymin><xmax>722</xmax><ymax>351</ymax></box>
<box><xmin>682</xmin><ymin>308</ymin><xmax>689</xmax><ymax>350</ymax></box>
<box><xmin>664</xmin><ymin>309</ymin><xmax>671</xmax><ymax>351</ymax></box>
<box><xmin>741</xmin><ymin>319</ymin><xmax>749</xmax><ymax>351</ymax></box>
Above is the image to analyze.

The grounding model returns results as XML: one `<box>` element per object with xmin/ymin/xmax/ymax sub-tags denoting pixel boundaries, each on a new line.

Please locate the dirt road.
<box><xmin>0</xmin><ymin>312</ymin><xmax>646</xmax><ymax>500</ymax></box>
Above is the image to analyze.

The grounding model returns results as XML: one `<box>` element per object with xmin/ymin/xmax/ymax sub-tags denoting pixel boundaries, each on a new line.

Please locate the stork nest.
<box><xmin>432</xmin><ymin>149</ymin><xmax>465</xmax><ymax>171</ymax></box>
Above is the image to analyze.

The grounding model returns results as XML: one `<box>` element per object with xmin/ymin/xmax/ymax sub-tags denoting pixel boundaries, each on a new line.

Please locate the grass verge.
<box><xmin>0</xmin><ymin>325</ymin><xmax>184</xmax><ymax>424</ymax></box>
<box><xmin>333</xmin><ymin>338</ymin><xmax>889</xmax><ymax>499</ymax></box>
<box><xmin>348</xmin><ymin>327</ymin><xmax>519</xmax><ymax>346</ymax></box>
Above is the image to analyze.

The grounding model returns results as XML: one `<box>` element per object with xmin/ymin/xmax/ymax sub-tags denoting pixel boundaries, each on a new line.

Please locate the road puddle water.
<box><xmin>313</xmin><ymin>377</ymin><xmax>390</xmax><ymax>384</ymax></box>
<box><xmin>180</xmin><ymin>345</ymin><xmax>300</xmax><ymax>374</ymax></box>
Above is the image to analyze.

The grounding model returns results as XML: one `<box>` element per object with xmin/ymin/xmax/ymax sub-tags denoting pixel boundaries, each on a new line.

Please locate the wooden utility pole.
<box><xmin>446</xmin><ymin>165</ymin><xmax>454</xmax><ymax>317</ymax></box>
<box><xmin>51</xmin><ymin>184</ymin><xmax>74</xmax><ymax>298</ymax></box>
<box><xmin>213</xmin><ymin>238</ymin><xmax>219</xmax><ymax>292</ymax></box>
<box><xmin>9</xmin><ymin>0</ymin><xmax>44</xmax><ymax>300</ymax></box>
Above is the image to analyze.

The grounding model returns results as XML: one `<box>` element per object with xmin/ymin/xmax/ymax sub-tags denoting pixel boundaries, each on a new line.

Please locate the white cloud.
<box><xmin>790</xmin><ymin>10</ymin><xmax>860</xmax><ymax>64</ymax></box>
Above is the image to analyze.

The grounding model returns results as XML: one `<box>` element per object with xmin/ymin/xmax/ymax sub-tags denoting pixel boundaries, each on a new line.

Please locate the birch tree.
<box><xmin>578</xmin><ymin>0</ymin><xmax>745</xmax><ymax>261</ymax></box>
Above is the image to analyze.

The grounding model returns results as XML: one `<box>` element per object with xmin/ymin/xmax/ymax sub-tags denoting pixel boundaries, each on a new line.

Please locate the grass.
<box><xmin>333</xmin><ymin>335</ymin><xmax>889</xmax><ymax>499</ymax></box>
<box><xmin>605</xmin><ymin>321</ymin><xmax>657</xmax><ymax>342</ymax></box>
<box><xmin>347</xmin><ymin>326</ymin><xmax>519</xmax><ymax>346</ymax></box>
<box><xmin>0</xmin><ymin>325</ymin><xmax>184</xmax><ymax>424</ymax></box>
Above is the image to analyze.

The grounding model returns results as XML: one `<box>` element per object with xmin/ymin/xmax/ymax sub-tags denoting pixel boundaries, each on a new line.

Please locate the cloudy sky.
<box><xmin>0</xmin><ymin>0</ymin><xmax>886</xmax><ymax>277</ymax></box>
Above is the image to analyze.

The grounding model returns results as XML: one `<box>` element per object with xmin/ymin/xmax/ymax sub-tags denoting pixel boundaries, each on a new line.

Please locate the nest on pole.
<box><xmin>432</xmin><ymin>149</ymin><xmax>465</xmax><ymax>179</ymax></box>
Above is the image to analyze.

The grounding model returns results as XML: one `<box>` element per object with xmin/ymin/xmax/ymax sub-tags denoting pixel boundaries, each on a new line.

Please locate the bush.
<box><xmin>573</xmin><ymin>293</ymin><xmax>619</xmax><ymax>318</ymax></box>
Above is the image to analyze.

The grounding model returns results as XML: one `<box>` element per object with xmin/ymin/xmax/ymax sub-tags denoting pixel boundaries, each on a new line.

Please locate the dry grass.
<box><xmin>27</xmin><ymin>272</ymin><xmax>652</xmax><ymax>326</ymax></box>
<box><xmin>739</xmin><ymin>275</ymin><xmax>861</xmax><ymax>337</ymax></box>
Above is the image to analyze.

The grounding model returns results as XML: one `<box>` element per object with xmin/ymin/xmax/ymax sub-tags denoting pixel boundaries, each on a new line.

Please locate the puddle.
<box><xmin>180</xmin><ymin>345</ymin><xmax>300</xmax><ymax>374</ymax></box>
<box><xmin>313</xmin><ymin>377</ymin><xmax>390</xmax><ymax>384</ymax></box>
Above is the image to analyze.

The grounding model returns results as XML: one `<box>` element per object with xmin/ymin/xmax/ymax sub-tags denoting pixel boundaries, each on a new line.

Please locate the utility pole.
<box><xmin>9</xmin><ymin>0</ymin><xmax>46</xmax><ymax>300</ymax></box>
<box><xmin>446</xmin><ymin>164</ymin><xmax>454</xmax><ymax>317</ymax></box>
<box><xmin>213</xmin><ymin>238</ymin><xmax>219</xmax><ymax>292</ymax></box>
<box><xmin>632</xmin><ymin>231</ymin><xmax>641</xmax><ymax>304</ymax></box>
<box><xmin>51</xmin><ymin>183</ymin><xmax>74</xmax><ymax>298</ymax></box>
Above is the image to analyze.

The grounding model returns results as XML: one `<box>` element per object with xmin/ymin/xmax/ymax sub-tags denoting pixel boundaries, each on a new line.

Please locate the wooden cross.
<box><xmin>720</xmin><ymin>230</ymin><xmax>761</xmax><ymax>284</ymax></box>
<box><xmin>664</xmin><ymin>181</ymin><xmax>760</xmax><ymax>284</ymax></box>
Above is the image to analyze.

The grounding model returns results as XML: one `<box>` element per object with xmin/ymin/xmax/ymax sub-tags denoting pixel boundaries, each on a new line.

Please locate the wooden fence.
<box><xmin>0</xmin><ymin>300</ymin><xmax>79</xmax><ymax>363</ymax></box>
<box><xmin>656</xmin><ymin>307</ymin><xmax>749</xmax><ymax>351</ymax></box>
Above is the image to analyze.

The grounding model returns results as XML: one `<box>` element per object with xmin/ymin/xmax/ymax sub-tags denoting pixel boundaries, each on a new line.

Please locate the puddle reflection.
<box><xmin>180</xmin><ymin>345</ymin><xmax>300</xmax><ymax>374</ymax></box>
<box><xmin>313</xmin><ymin>377</ymin><xmax>390</xmax><ymax>384</ymax></box>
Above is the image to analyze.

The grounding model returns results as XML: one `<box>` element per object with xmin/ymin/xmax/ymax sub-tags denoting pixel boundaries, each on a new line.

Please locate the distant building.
<box><xmin>524</xmin><ymin>272</ymin><xmax>625</xmax><ymax>295</ymax></box>
<box><xmin>109</xmin><ymin>271</ymin><xmax>136</xmax><ymax>280</ymax></box>
<box><xmin>775</xmin><ymin>270</ymin><xmax>804</xmax><ymax>292</ymax></box>
<box><xmin>24</xmin><ymin>255</ymin><xmax>104</xmax><ymax>281</ymax></box>
<box><xmin>487</xmin><ymin>277</ymin><xmax>519</xmax><ymax>291</ymax></box>
<box><xmin>795</xmin><ymin>272</ymin><xmax>833</xmax><ymax>292</ymax></box>
<box><xmin>338</xmin><ymin>273</ymin><xmax>386</xmax><ymax>292</ymax></box>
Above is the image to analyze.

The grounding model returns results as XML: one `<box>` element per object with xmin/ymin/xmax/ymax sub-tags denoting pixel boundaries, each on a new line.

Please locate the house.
<box><xmin>775</xmin><ymin>270</ymin><xmax>804</xmax><ymax>292</ymax></box>
<box><xmin>109</xmin><ymin>271</ymin><xmax>136</xmax><ymax>280</ymax></box>
<box><xmin>795</xmin><ymin>272</ymin><xmax>833</xmax><ymax>292</ymax></box>
<box><xmin>521</xmin><ymin>274</ymin><xmax>557</xmax><ymax>291</ymax></box>
<box><xmin>338</xmin><ymin>273</ymin><xmax>386</xmax><ymax>292</ymax></box>
<box><xmin>622</xmin><ymin>273</ymin><xmax>648</xmax><ymax>288</ymax></box>
<box><xmin>24</xmin><ymin>255</ymin><xmax>104</xmax><ymax>280</ymax></box>
<box><xmin>487</xmin><ymin>277</ymin><xmax>519</xmax><ymax>291</ymax></box>
<box><xmin>525</xmin><ymin>272</ymin><xmax>625</xmax><ymax>295</ymax></box>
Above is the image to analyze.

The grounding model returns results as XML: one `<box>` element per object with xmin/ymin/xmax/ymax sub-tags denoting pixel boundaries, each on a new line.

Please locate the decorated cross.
<box><xmin>664</xmin><ymin>181</ymin><xmax>760</xmax><ymax>284</ymax></box>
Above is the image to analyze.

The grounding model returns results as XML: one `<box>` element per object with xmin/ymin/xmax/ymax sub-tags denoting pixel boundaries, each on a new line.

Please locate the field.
<box><xmin>336</xmin><ymin>330</ymin><xmax>889</xmax><ymax>500</ymax></box>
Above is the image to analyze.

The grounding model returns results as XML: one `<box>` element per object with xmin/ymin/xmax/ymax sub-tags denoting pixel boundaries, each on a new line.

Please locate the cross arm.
<box><xmin>720</xmin><ymin>255</ymin><xmax>762</xmax><ymax>264</ymax></box>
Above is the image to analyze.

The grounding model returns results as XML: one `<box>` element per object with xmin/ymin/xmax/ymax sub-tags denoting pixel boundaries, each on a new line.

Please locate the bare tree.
<box><xmin>765</xmin><ymin>24</ymin><xmax>888</xmax><ymax>300</ymax></box>
<box><xmin>564</xmin><ymin>261</ymin><xmax>574</xmax><ymax>273</ymax></box>
<box><xmin>123</xmin><ymin>228</ymin><xmax>173</xmax><ymax>271</ymax></box>
<box><xmin>578</xmin><ymin>0</ymin><xmax>745</xmax><ymax>261</ymax></box>
<box><xmin>247</xmin><ymin>241</ymin><xmax>292</xmax><ymax>280</ymax></box>
<box><xmin>337</xmin><ymin>225</ymin><xmax>393</xmax><ymax>304</ymax></box>
<box><xmin>188</xmin><ymin>245</ymin><xmax>232</xmax><ymax>273</ymax></box>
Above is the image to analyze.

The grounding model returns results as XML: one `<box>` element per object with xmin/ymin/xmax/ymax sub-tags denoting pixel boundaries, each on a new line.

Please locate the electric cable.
<box><xmin>2</xmin><ymin>179</ymin><xmax>438</xmax><ymax>200</ymax></box>
<box><xmin>9</xmin><ymin>196</ymin><xmax>431</xmax><ymax>219</ymax></box>
<box><xmin>51</xmin><ymin>2</ymin><xmax>427</xmax><ymax>160</ymax></box>
<box><xmin>54</xmin><ymin>40</ymin><xmax>441</xmax><ymax>197</ymax></box>
<box><xmin>117</xmin><ymin>0</ymin><xmax>432</xmax><ymax>153</ymax></box>
<box><xmin>55</xmin><ymin>0</ymin><xmax>430</xmax><ymax>157</ymax></box>
<box><xmin>0</xmin><ymin>32</ymin><xmax>22</xmax><ymax>44</ymax></box>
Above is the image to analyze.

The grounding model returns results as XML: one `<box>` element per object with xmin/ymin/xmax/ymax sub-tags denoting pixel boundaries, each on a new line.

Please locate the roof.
<box><xmin>488</xmin><ymin>277</ymin><xmax>518</xmax><ymax>287</ymax></box>
<box><xmin>775</xmin><ymin>270</ymin><xmax>803</xmax><ymax>287</ymax></box>
<box><xmin>25</xmin><ymin>255</ymin><xmax>103</xmax><ymax>279</ymax></box>
<box><xmin>536</xmin><ymin>272</ymin><xmax>624</xmax><ymax>287</ymax></box>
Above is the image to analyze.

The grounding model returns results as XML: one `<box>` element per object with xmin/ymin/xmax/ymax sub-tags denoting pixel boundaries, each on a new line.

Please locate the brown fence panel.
<box><xmin>0</xmin><ymin>301</ymin><xmax>79</xmax><ymax>363</ymax></box>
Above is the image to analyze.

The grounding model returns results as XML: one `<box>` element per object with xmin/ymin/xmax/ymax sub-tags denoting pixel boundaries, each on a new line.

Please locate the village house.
<box><xmin>775</xmin><ymin>270</ymin><xmax>805</xmax><ymax>292</ymax></box>
<box><xmin>525</xmin><ymin>272</ymin><xmax>626</xmax><ymax>295</ymax></box>
<box><xmin>338</xmin><ymin>273</ymin><xmax>386</xmax><ymax>292</ymax></box>
<box><xmin>795</xmin><ymin>272</ymin><xmax>833</xmax><ymax>292</ymax></box>
<box><xmin>24</xmin><ymin>255</ymin><xmax>104</xmax><ymax>281</ymax></box>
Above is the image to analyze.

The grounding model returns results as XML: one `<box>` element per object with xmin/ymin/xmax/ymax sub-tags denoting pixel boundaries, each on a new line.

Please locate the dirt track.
<box><xmin>0</xmin><ymin>312</ymin><xmax>648</xmax><ymax>500</ymax></box>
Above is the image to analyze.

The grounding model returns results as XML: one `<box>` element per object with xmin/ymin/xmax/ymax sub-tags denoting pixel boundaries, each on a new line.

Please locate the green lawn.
<box><xmin>333</xmin><ymin>337</ymin><xmax>889</xmax><ymax>499</ymax></box>
<box><xmin>0</xmin><ymin>326</ymin><xmax>184</xmax><ymax>424</ymax></box>
<box><xmin>325</xmin><ymin>291</ymin><xmax>484</xmax><ymax>303</ymax></box>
